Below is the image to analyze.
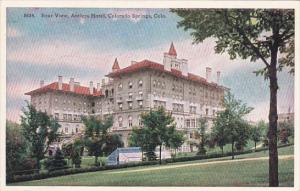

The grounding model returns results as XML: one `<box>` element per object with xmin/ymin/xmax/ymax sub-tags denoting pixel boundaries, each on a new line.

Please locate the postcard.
<box><xmin>1</xmin><ymin>1</ymin><xmax>299</xmax><ymax>191</ymax></box>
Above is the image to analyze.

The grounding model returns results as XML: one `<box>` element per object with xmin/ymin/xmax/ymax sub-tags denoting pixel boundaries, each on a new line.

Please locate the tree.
<box><xmin>141</xmin><ymin>107</ymin><xmax>178</xmax><ymax>164</ymax></box>
<box><xmin>129</xmin><ymin>127</ymin><xmax>157</xmax><ymax>161</ymax></box>
<box><xmin>21</xmin><ymin>102</ymin><xmax>60</xmax><ymax>172</ymax></box>
<box><xmin>197</xmin><ymin>118</ymin><xmax>208</xmax><ymax>155</ymax></box>
<box><xmin>62</xmin><ymin>138</ymin><xmax>84</xmax><ymax>168</ymax></box>
<box><xmin>171</xmin><ymin>9</ymin><xmax>294</xmax><ymax>186</ymax></box>
<box><xmin>166</xmin><ymin>127</ymin><xmax>185</xmax><ymax>157</ymax></box>
<box><xmin>212</xmin><ymin>92</ymin><xmax>253</xmax><ymax>159</ymax></box>
<box><xmin>211</xmin><ymin>122</ymin><xmax>227</xmax><ymax>155</ymax></box>
<box><xmin>6</xmin><ymin>120</ymin><xmax>30</xmax><ymax>179</ymax></box>
<box><xmin>82</xmin><ymin>115</ymin><xmax>118</xmax><ymax>166</ymax></box>
<box><xmin>278</xmin><ymin>121</ymin><xmax>294</xmax><ymax>144</ymax></box>
<box><xmin>102</xmin><ymin>134</ymin><xmax>124</xmax><ymax>156</ymax></box>
<box><xmin>251</xmin><ymin>120</ymin><xmax>266</xmax><ymax>151</ymax></box>
<box><xmin>234</xmin><ymin>120</ymin><xmax>251</xmax><ymax>152</ymax></box>
<box><xmin>44</xmin><ymin>148</ymin><xmax>67</xmax><ymax>172</ymax></box>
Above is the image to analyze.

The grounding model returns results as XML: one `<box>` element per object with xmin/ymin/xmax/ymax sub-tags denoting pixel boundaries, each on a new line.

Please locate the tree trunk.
<box><xmin>254</xmin><ymin>141</ymin><xmax>257</xmax><ymax>151</ymax></box>
<box><xmin>159</xmin><ymin>145</ymin><xmax>162</xmax><ymax>165</ymax></box>
<box><xmin>95</xmin><ymin>156</ymin><xmax>98</xmax><ymax>165</ymax></box>
<box><xmin>36</xmin><ymin>158</ymin><xmax>40</xmax><ymax>174</ymax></box>
<box><xmin>231</xmin><ymin>141</ymin><xmax>234</xmax><ymax>160</ymax></box>
<box><xmin>221</xmin><ymin>146</ymin><xmax>224</xmax><ymax>155</ymax></box>
<box><xmin>268</xmin><ymin>58</ymin><xmax>279</xmax><ymax>187</ymax></box>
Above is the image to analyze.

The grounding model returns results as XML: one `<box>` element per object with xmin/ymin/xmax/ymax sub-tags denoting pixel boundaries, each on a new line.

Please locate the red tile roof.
<box><xmin>168</xmin><ymin>42</ymin><xmax>177</xmax><ymax>56</ymax></box>
<box><xmin>107</xmin><ymin>59</ymin><xmax>224</xmax><ymax>89</ymax></box>
<box><xmin>112</xmin><ymin>58</ymin><xmax>120</xmax><ymax>70</ymax></box>
<box><xmin>25</xmin><ymin>82</ymin><xmax>103</xmax><ymax>97</ymax></box>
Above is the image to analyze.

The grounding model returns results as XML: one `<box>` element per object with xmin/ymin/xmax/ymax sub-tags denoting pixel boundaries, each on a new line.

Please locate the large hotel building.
<box><xmin>25</xmin><ymin>43</ymin><xmax>228</xmax><ymax>152</ymax></box>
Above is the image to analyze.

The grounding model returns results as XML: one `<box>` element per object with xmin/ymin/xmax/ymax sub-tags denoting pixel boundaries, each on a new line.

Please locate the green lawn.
<box><xmin>9</xmin><ymin>145</ymin><xmax>294</xmax><ymax>187</ymax></box>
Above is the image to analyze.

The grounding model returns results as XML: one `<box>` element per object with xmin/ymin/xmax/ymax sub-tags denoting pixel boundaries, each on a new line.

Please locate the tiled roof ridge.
<box><xmin>107</xmin><ymin>59</ymin><xmax>223</xmax><ymax>88</ymax></box>
<box><xmin>25</xmin><ymin>82</ymin><xmax>102</xmax><ymax>96</ymax></box>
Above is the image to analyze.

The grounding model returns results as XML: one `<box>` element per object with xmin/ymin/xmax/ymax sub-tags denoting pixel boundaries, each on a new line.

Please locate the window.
<box><xmin>139</xmin><ymin>91</ymin><xmax>143</xmax><ymax>96</ymax></box>
<box><xmin>118</xmin><ymin>116</ymin><xmax>123</xmax><ymax>128</ymax></box>
<box><xmin>63</xmin><ymin>114</ymin><xmax>67</xmax><ymax>120</ymax></box>
<box><xmin>65</xmin><ymin>126</ymin><xmax>69</xmax><ymax>133</ymax></box>
<box><xmin>129</xmin><ymin>81</ymin><xmax>133</xmax><ymax>89</ymax></box>
<box><xmin>138</xmin><ymin>116</ymin><xmax>143</xmax><ymax>126</ymax></box>
<box><xmin>186</xmin><ymin>119</ymin><xmax>190</xmax><ymax>128</ymax></box>
<box><xmin>138</xmin><ymin>80</ymin><xmax>143</xmax><ymax>88</ymax></box>
<box><xmin>54</xmin><ymin>113</ymin><xmax>59</xmax><ymax>120</ymax></box>
<box><xmin>128</xmin><ymin>102</ymin><xmax>133</xmax><ymax>109</ymax></box>
<box><xmin>139</xmin><ymin>101</ymin><xmax>143</xmax><ymax>108</ymax></box>
<box><xmin>118</xmin><ymin>83</ymin><xmax>123</xmax><ymax>89</ymax></box>
<box><xmin>55</xmin><ymin>98</ymin><xmax>58</xmax><ymax>102</ymax></box>
<box><xmin>73</xmin><ymin>115</ymin><xmax>77</xmax><ymax>121</ymax></box>
<box><xmin>128</xmin><ymin>116</ymin><xmax>133</xmax><ymax>127</ymax></box>
<box><xmin>153</xmin><ymin>80</ymin><xmax>156</xmax><ymax>87</ymax></box>
<box><xmin>128</xmin><ymin>92</ymin><xmax>133</xmax><ymax>100</ymax></box>
<box><xmin>173</xmin><ymin>103</ymin><xmax>184</xmax><ymax>112</ymax></box>
<box><xmin>68</xmin><ymin>114</ymin><xmax>72</xmax><ymax>121</ymax></box>
<box><xmin>119</xmin><ymin>103</ymin><xmax>123</xmax><ymax>110</ymax></box>
<box><xmin>206</xmin><ymin>108</ymin><xmax>209</xmax><ymax>115</ymax></box>
<box><xmin>213</xmin><ymin>109</ymin><xmax>215</xmax><ymax>116</ymax></box>
<box><xmin>191</xmin><ymin>119</ymin><xmax>195</xmax><ymax>127</ymax></box>
<box><xmin>190</xmin><ymin>106</ymin><xmax>196</xmax><ymax>114</ymax></box>
<box><xmin>75</xmin><ymin>126</ymin><xmax>79</xmax><ymax>133</ymax></box>
<box><xmin>91</xmin><ymin>102</ymin><xmax>95</xmax><ymax>107</ymax></box>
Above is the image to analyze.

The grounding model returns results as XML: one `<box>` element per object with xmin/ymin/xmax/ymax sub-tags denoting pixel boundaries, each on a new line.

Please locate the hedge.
<box><xmin>7</xmin><ymin>143</ymin><xmax>293</xmax><ymax>184</ymax></box>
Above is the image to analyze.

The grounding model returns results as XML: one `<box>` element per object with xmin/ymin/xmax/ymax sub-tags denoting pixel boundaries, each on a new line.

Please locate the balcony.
<box><xmin>126</xmin><ymin>97</ymin><xmax>133</xmax><ymax>102</ymax></box>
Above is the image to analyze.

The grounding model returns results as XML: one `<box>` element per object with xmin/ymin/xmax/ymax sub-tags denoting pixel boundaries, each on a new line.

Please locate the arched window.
<box><xmin>128</xmin><ymin>116</ymin><xmax>133</xmax><ymax>127</ymax></box>
<box><xmin>118</xmin><ymin>116</ymin><xmax>123</xmax><ymax>128</ymax></box>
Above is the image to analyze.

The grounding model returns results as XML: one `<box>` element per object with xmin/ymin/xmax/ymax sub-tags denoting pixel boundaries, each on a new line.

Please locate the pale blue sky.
<box><xmin>6</xmin><ymin>8</ymin><xmax>294</xmax><ymax>122</ymax></box>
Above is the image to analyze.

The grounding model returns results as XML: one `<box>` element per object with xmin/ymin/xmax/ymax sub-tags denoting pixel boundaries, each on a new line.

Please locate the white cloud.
<box><xmin>7</xmin><ymin>38</ymin><xmax>293</xmax><ymax>123</ymax></box>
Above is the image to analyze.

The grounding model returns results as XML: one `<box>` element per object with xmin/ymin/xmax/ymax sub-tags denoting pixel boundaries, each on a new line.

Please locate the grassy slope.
<box><xmin>10</xmin><ymin>145</ymin><xmax>294</xmax><ymax>187</ymax></box>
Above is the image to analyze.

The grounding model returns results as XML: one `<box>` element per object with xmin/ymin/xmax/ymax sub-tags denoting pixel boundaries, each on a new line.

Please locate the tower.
<box><xmin>112</xmin><ymin>58</ymin><xmax>120</xmax><ymax>72</ymax></box>
<box><xmin>163</xmin><ymin>42</ymin><xmax>188</xmax><ymax>76</ymax></box>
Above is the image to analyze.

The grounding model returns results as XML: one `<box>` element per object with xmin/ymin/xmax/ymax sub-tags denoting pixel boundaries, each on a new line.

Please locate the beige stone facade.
<box><xmin>26</xmin><ymin>43</ymin><xmax>228</xmax><ymax>152</ymax></box>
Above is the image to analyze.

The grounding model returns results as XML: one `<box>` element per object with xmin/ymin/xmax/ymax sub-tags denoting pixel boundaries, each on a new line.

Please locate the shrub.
<box><xmin>44</xmin><ymin>148</ymin><xmax>68</xmax><ymax>172</ymax></box>
<box><xmin>7</xmin><ymin>143</ymin><xmax>293</xmax><ymax>184</ymax></box>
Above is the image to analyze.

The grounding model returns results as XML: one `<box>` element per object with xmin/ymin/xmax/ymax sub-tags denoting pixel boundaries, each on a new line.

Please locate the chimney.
<box><xmin>97</xmin><ymin>83</ymin><xmax>101</xmax><ymax>91</ymax></box>
<box><xmin>69</xmin><ymin>78</ymin><xmax>75</xmax><ymax>92</ymax></box>
<box><xmin>217</xmin><ymin>71</ymin><xmax>221</xmax><ymax>84</ymax></box>
<box><xmin>206</xmin><ymin>67</ymin><xmax>212</xmax><ymax>83</ymax></box>
<box><xmin>89</xmin><ymin>81</ymin><xmax>93</xmax><ymax>94</ymax></box>
<box><xmin>40</xmin><ymin>80</ymin><xmax>44</xmax><ymax>88</ymax></box>
<box><xmin>58</xmin><ymin>76</ymin><xmax>63</xmax><ymax>90</ymax></box>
